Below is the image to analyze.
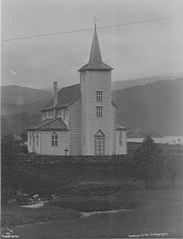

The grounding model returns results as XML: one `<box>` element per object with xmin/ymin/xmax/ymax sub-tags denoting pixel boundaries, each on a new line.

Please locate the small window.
<box><xmin>51</xmin><ymin>132</ymin><xmax>58</xmax><ymax>147</ymax></box>
<box><xmin>96</xmin><ymin>106</ymin><xmax>103</xmax><ymax>118</ymax></box>
<box><xmin>119</xmin><ymin>132</ymin><xmax>122</xmax><ymax>146</ymax></box>
<box><xmin>96</xmin><ymin>91</ymin><xmax>103</xmax><ymax>102</ymax></box>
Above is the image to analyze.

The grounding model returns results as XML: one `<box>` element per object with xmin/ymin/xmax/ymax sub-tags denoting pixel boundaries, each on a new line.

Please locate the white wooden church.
<box><xmin>28</xmin><ymin>24</ymin><xmax>127</xmax><ymax>156</ymax></box>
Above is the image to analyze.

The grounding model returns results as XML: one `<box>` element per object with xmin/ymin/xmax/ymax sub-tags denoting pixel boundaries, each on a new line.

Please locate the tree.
<box><xmin>1</xmin><ymin>135</ymin><xmax>22</xmax><ymax>203</ymax></box>
<box><xmin>133</xmin><ymin>135</ymin><xmax>165</xmax><ymax>189</ymax></box>
<box><xmin>165</xmin><ymin>155</ymin><xmax>177</xmax><ymax>187</ymax></box>
<box><xmin>20</xmin><ymin>131</ymin><xmax>28</xmax><ymax>141</ymax></box>
<box><xmin>1</xmin><ymin>134</ymin><xmax>19</xmax><ymax>170</ymax></box>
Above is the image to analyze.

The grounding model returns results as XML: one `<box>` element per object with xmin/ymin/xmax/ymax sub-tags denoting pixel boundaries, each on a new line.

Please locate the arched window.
<box><xmin>51</xmin><ymin>132</ymin><xmax>58</xmax><ymax>146</ymax></box>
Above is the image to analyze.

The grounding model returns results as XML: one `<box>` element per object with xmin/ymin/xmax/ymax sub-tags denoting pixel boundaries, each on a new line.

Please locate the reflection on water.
<box><xmin>128</xmin><ymin>136</ymin><xmax>183</xmax><ymax>145</ymax></box>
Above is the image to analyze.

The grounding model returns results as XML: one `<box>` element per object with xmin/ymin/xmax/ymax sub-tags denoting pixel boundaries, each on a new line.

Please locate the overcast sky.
<box><xmin>2</xmin><ymin>0</ymin><xmax>183</xmax><ymax>89</ymax></box>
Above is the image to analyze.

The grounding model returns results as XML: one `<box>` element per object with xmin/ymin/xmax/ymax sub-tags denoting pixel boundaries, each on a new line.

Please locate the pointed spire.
<box><xmin>78</xmin><ymin>21</ymin><xmax>113</xmax><ymax>72</ymax></box>
<box><xmin>89</xmin><ymin>23</ymin><xmax>102</xmax><ymax>63</ymax></box>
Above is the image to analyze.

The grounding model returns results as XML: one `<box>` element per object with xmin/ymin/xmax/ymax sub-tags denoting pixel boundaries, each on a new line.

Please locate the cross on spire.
<box><xmin>92</xmin><ymin>17</ymin><xmax>99</xmax><ymax>30</ymax></box>
<box><xmin>92</xmin><ymin>17</ymin><xmax>99</xmax><ymax>23</ymax></box>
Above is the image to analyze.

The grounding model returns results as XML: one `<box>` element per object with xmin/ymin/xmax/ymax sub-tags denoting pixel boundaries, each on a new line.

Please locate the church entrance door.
<box><xmin>95</xmin><ymin>130</ymin><xmax>105</xmax><ymax>155</ymax></box>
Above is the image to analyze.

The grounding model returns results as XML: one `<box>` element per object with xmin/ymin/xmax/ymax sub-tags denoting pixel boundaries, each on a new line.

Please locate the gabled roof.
<box><xmin>115</xmin><ymin>123</ymin><xmax>128</xmax><ymax>131</ymax></box>
<box><xmin>43</xmin><ymin>83</ymin><xmax>116</xmax><ymax>111</ymax></box>
<box><xmin>95</xmin><ymin>129</ymin><xmax>105</xmax><ymax>136</ymax></box>
<box><xmin>43</xmin><ymin>84</ymin><xmax>80</xmax><ymax>110</ymax></box>
<box><xmin>28</xmin><ymin>118</ymin><xmax>68</xmax><ymax>131</ymax></box>
<box><xmin>79</xmin><ymin>62</ymin><xmax>113</xmax><ymax>72</ymax></box>
<box><xmin>79</xmin><ymin>23</ymin><xmax>113</xmax><ymax>72</ymax></box>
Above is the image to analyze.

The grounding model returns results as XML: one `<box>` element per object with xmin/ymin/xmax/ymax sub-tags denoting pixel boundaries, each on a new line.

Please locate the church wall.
<box><xmin>56</xmin><ymin>108</ymin><xmax>69</xmax><ymax>124</ymax></box>
<box><xmin>80</xmin><ymin>72</ymin><xmax>89</xmax><ymax>155</ymax></box>
<box><xmin>69</xmin><ymin>97</ymin><xmax>81</xmax><ymax>155</ymax></box>
<box><xmin>35</xmin><ymin>131</ymin><xmax>41</xmax><ymax>154</ymax></box>
<box><xmin>115</xmin><ymin>130</ymin><xmax>127</xmax><ymax>155</ymax></box>
<box><xmin>27</xmin><ymin>131</ymin><xmax>32</xmax><ymax>153</ymax></box>
<box><xmin>80</xmin><ymin>70</ymin><xmax>113</xmax><ymax>155</ymax></box>
<box><xmin>40</xmin><ymin>131</ymin><xmax>69</xmax><ymax>155</ymax></box>
<box><xmin>27</xmin><ymin>130</ymin><xmax>41</xmax><ymax>154</ymax></box>
<box><xmin>111</xmin><ymin>105</ymin><xmax>116</xmax><ymax>154</ymax></box>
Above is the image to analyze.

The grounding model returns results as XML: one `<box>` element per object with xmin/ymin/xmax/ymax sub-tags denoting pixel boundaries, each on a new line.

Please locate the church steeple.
<box><xmin>79</xmin><ymin>23</ymin><xmax>113</xmax><ymax>72</ymax></box>
<box><xmin>89</xmin><ymin>23</ymin><xmax>102</xmax><ymax>63</ymax></box>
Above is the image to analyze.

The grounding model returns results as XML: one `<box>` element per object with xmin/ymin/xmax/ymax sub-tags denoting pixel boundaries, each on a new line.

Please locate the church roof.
<box><xmin>28</xmin><ymin>118</ymin><xmax>68</xmax><ymax>131</ymax></box>
<box><xmin>43</xmin><ymin>84</ymin><xmax>80</xmax><ymax>110</ymax></box>
<box><xmin>79</xmin><ymin>23</ymin><xmax>113</xmax><ymax>72</ymax></box>
<box><xmin>43</xmin><ymin>83</ymin><xmax>117</xmax><ymax>110</ymax></box>
<box><xmin>115</xmin><ymin>123</ymin><xmax>128</xmax><ymax>131</ymax></box>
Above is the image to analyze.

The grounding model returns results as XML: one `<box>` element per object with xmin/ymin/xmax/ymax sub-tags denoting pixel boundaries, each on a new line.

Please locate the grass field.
<box><xmin>2</xmin><ymin>162</ymin><xmax>139</xmax><ymax>227</ymax></box>
<box><xmin>2</xmin><ymin>160</ymin><xmax>183</xmax><ymax>238</ymax></box>
<box><xmin>11</xmin><ymin>162</ymin><xmax>135</xmax><ymax>197</ymax></box>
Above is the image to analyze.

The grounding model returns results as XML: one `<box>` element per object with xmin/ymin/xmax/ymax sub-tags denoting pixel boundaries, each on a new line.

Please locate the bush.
<box><xmin>1</xmin><ymin>135</ymin><xmax>25</xmax><ymax>204</ymax></box>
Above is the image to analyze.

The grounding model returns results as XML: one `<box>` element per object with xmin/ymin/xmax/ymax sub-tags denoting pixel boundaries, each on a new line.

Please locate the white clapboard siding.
<box><xmin>69</xmin><ymin>97</ymin><xmax>81</xmax><ymax>155</ymax></box>
<box><xmin>39</xmin><ymin>131</ymin><xmax>69</xmax><ymax>155</ymax></box>
<box><xmin>111</xmin><ymin>105</ymin><xmax>116</xmax><ymax>154</ymax></box>
<box><xmin>115</xmin><ymin>130</ymin><xmax>127</xmax><ymax>155</ymax></box>
<box><xmin>27</xmin><ymin>131</ymin><xmax>41</xmax><ymax>154</ymax></box>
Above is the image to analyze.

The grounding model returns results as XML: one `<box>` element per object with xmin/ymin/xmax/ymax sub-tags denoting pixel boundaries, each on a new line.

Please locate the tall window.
<box><xmin>57</xmin><ymin>109</ymin><xmax>61</xmax><ymax>118</ymax></box>
<box><xmin>96</xmin><ymin>91</ymin><xmax>103</xmax><ymax>102</ymax></box>
<box><xmin>96</xmin><ymin>106</ymin><xmax>103</xmax><ymax>118</ymax></box>
<box><xmin>51</xmin><ymin>132</ymin><xmax>58</xmax><ymax>146</ymax></box>
<box><xmin>42</xmin><ymin>112</ymin><xmax>46</xmax><ymax>120</ymax></box>
<box><xmin>119</xmin><ymin>131</ymin><xmax>122</xmax><ymax>146</ymax></box>
<box><xmin>29</xmin><ymin>133</ymin><xmax>32</xmax><ymax>146</ymax></box>
<box><xmin>63</xmin><ymin>108</ymin><xmax>68</xmax><ymax>120</ymax></box>
<box><xmin>36</xmin><ymin>132</ymin><xmax>39</xmax><ymax>146</ymax></box>
<box><xmin>50</xmin><ymin>110</ymin><xmax>53</xmax><ymax>117</ymax></box>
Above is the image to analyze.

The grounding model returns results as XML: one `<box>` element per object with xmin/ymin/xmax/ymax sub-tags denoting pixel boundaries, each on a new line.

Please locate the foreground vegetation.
<box><xmin>2</xmin><ymin>203</ymin><xmax>79</xmax><ymax>227</ymax></box>
<box><xmin>1</xmin><ymin>134</ymin><xmax>182</xmax><ymax>228</ymax></box>
<box><xmin>2</xmin><ymin>189</ymin><xmax>140</xmax><ymax>227</ymax></box>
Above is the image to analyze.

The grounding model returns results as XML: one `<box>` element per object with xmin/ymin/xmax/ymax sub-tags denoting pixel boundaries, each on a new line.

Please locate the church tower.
<box><xmin>79</xmin><ymin>23</ymin><xmax>114</xmax><ymax>155</ymax></box>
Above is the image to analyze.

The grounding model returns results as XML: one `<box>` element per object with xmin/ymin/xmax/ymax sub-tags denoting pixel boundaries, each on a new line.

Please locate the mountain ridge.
<box><xmin>112</xmin><ymin>74</ymin><xmax>183</xmax><ymax>90</ymax></box>
<box><xmin>1</xmin><ymin>85</ymin><xmax>53</xmax><ymax>105</ymax></box>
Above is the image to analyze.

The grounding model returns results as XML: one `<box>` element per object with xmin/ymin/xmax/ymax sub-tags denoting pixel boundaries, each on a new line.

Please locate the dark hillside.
<box><xmin>1</xmin><ymin>99</ymin><xmax>50</xmax><ymax>116</ymax></box>
<box><xmin>112</xmin><ymin>74</ymin><xmax>183</xmax><ymax>90</ymax></box>
<box><xmin>1</xmin><ymin>85</ymin><xmax>52</xmax><ymax>105</ymax></box>
<box><xmin>112</xmin><ymin>79</ymin><xmax>183</xmax><ymax>136</ymax></box>
<box><xmin>1</xmin><ymin>112</ymin><xmax>41</xmax><ymax>136</ymax></box>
